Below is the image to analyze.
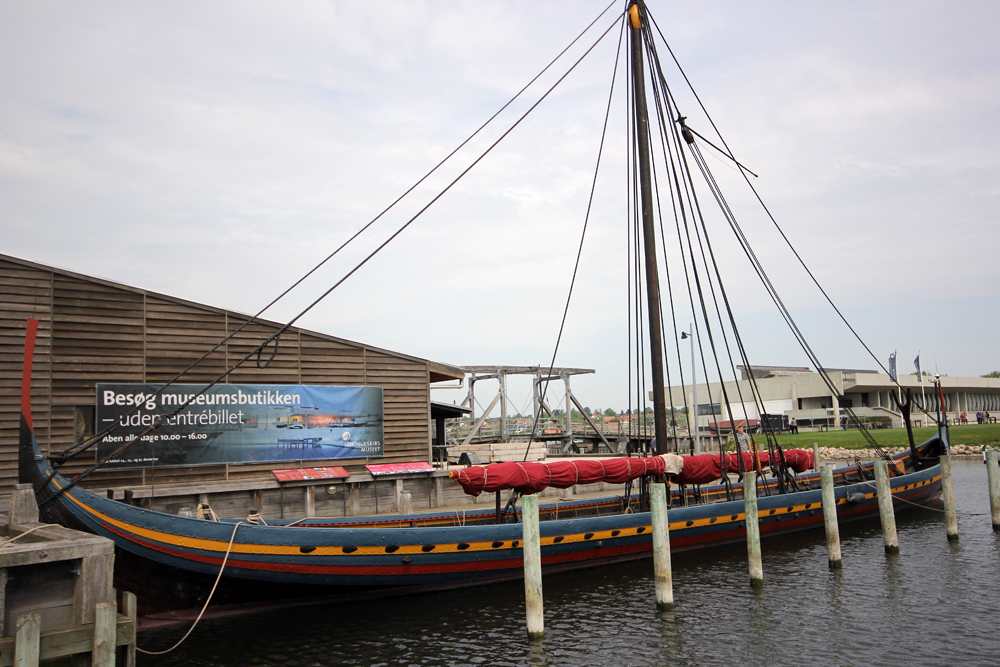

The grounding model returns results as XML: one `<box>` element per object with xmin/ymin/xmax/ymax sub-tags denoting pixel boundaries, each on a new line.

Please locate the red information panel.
<box><xmin>271</xmin><ymin>466</ymin><xmax>350</xmax><ymax>482</ymax></box>
<box><xmin>365</xmin><ymin>462</ymin><xmax>434</xmax><ymax>476</ymax></box>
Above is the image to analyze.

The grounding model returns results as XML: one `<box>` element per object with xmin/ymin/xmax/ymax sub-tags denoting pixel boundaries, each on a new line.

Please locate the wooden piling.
<box><xmin>14</xmin><ymin>613</ymin><xmax>40</xmax><ymax>667</ymax></box>
<box><xmin>940</xmin><ymin>454</ymin><xmax>959</xmax><ymax>541</ymax></box>
<box><xmin>986</xmin><ymin>450</ymin><xmax>1000</xmax><ymax>531</ymax></box>
<box><xmin>650</xmin><ymin>482</ymin><xmax>674</xmax><ymax>610</ymax></box>
<box><xmin>874</xmin><ymin>459</ymin><xmax>898</xmax><ymax>553</ymax></box>
<box><xmin>813</xmin><ymin>442</ymin><xmax>820</xmax><ymax>472</ymax></box>
<box><xmin>123</xmin><ymin>592</ymin><xmax>137</xmax><ymax>667</ymax></box>
<box><xmin>743</xmin><ymin>472</ymin><xmax>763</xmax><ymax>588</ymax></box>
<box><xmin>93</xmin><ymin>601</ymin><xmax>116</xmax><ymax>666</ymax></box>
<box><xmin>820</xmin><ymin>465</ymin><xmax>842</xmax><ymax>568</ymax></box>
<box><xmin>304</xmin><ymin>486</ymin><xmax>316</xmax><ymax>517</ymax></box>
<box><xmin>521</xmin><ymin>494</ymin><xmax>544</xmax><ymax>639</ymax></box>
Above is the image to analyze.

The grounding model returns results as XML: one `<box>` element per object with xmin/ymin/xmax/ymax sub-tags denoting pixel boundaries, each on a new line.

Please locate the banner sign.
<box><xmin>889</xmin><ymin>351</ymin><xmax>897</xmax><ymax>382</ymax></box>
<box><xmin>95</xmin><ymin>383</ymin><xmax>384</xmax><ymax>468</ymax></box>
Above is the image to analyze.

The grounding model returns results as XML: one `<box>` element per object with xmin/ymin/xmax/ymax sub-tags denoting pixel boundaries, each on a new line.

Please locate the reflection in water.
<box><xmin>655</xmin><ymin>608</ymin><xmax>686</xmax><ymax>665</ymax></box>
<box><xmin>882</xmin><ymin>550</ymin><xmax>904</xmax><ymax>602</ymax></box>
<box><xmin>142</xmin><ymin>462</ymin><xmax>998</xmax><ymax>667</ymax></box>
<box><xmin>526</xmin><ymin>638</ymin><xmax>547</xmax><ymax>666</ymax></box>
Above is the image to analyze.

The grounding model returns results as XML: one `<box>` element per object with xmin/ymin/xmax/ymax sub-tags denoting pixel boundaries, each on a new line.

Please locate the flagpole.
<box><xmin>917</xmin><ymin>350</ymin><xmax>926</xmax><ymax>416</ymax></box>
<box><xmin>890</xmin><ymin>350</ymin><xmax>901</xmax><ymax>426</ymax></box>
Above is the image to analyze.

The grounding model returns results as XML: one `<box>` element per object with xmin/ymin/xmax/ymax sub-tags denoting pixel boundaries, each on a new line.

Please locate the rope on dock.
<box><xmin>0</xmin><ymin>524</ymin><xmax>49</xmax><ymax>546</ymax></box>
<box><xmin>137</xmin><ymin>521</ymin><xmax>244</xmax><ymax>655</ymax></box>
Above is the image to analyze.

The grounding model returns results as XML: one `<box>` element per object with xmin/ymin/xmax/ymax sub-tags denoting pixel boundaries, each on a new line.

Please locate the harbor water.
<box><xmin>140</xmin><ymin>460</ymin><xmax>999</xmax><ymax>666</ymax></box>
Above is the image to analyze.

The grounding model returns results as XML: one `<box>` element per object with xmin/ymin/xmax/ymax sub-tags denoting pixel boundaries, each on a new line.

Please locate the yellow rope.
<box><xmin>0</xmin><ymin>524</ymin><xmax>49</xmax><ymax>546</ymax></box>
<box><xmin>136</xmin><ymin>521</ymin><xmax>244</xmax><ymax>655</ymax></box>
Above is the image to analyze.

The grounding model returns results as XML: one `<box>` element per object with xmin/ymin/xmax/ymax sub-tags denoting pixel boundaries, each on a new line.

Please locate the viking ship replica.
<box><xmin>17</xmin><ymin>0</ymin><xmax>946</xmax><ymax>620</ymax></box>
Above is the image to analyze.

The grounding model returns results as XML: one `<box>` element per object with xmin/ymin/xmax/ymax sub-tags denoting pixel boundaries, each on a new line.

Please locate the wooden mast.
<box><xmin>628</xmin><ymin>2</ymin><xmax>668</xmax><ymax>455</ymax></box>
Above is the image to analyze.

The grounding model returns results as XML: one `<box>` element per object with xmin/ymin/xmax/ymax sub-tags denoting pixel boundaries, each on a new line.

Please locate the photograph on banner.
<box><xmin>95</xmin><ymin>383</ymin><xmax>384</xmax><ymax>468</ymax></box>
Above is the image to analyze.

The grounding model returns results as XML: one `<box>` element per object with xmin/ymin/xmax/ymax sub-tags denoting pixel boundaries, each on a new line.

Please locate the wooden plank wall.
<box><xmin>0</xmin><ymin>263</ymin><xmax>52</xmax><ymax>496</ymax></box>
<box><xmin>0</xmin><ymin>257</ymin><xmax>435</xmax><ymax>502</ymax></box>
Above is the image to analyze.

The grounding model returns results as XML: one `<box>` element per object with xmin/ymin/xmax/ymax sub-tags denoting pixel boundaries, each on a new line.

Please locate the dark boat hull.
<box><xmin>20</xmin><ymin>423</ymin><xmax>943</xmax><ymax>615</ymax></box>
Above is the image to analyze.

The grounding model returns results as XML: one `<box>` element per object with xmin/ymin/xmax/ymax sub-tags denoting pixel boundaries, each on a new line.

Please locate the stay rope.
<box><xmin>52</xmin><ymin>0</ymin><xmax>620</xmax><ymax>488</ymax></box>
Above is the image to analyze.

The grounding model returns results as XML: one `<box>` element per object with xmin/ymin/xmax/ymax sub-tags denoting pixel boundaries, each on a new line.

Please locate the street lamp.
<box><xmin>681</xmin><ymin>324</ymin><xmax>700</xmax><ymax>455</ymax></box>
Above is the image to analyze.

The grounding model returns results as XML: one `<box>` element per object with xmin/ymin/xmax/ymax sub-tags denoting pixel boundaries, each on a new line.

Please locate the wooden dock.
<box><xmin>0</xmin><ymin>484</ymin><xmax>135</xmax><ymax>666</ymax></box>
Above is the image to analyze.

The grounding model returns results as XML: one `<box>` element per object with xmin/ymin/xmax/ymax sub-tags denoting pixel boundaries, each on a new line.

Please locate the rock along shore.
<box><xmin>816</xmin><ymin>444</ymin><xmax>996</xmax><ymax>461</ymax></box>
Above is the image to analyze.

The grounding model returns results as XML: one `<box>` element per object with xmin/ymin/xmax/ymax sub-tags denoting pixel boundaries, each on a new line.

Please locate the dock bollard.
<box><xmin>820</xmin><ymin>465</ymin><xmax>842</xmax><ymax>568</ymax></box>
<box><xmin>743</xmin><ymin>472</ymin><xmax>763</xmax><ymax>588</ymax></box>
<box><xmin>521</xmin><ymin>494</ymin><xmax>544</xmax><ymax>639</ymax></box>
<box><xmin>874</xmin><ymin>460</ymin><xmax>899</xmax><ymax>554</ymax></box>
<box><xmin>940</xmin><ymin>454</ymin><xmax>959</xmax><ymax>541</ymax></box>
<box><xmin>986</xmin><ymin>450</ymin><xmax>1000</xmax><ymax>531</ymax></box>
<box><xmin>650</xmin><ymin>482</ymin><xmax>674</xmax><ymax>610</ymax></box>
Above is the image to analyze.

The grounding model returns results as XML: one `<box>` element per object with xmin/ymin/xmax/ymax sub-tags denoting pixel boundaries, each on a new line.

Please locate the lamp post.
<box><xmin>681</xmin><ymin>325</ymin><xmax>700</xmax><ymax>454</ymax></box>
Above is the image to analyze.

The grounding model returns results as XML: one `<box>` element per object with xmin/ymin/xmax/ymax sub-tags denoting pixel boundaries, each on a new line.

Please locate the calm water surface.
<box><xmin>141</xmin><ymin>461</ymin><xmax>1000</xmax><ymax>666</ymax></box>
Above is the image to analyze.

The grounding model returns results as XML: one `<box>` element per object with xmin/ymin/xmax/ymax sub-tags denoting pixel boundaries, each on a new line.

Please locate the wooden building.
<box><xmin>0</xmin><ymin>253</ymin><xmax>465</xmax><ymax>512</ymax></box>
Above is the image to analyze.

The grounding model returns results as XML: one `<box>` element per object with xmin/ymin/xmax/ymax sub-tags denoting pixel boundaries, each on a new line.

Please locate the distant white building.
<box><xmin>660</xmin><ymin>365</ymin><xmax>1000</xmax><ymax>431</ymax></box>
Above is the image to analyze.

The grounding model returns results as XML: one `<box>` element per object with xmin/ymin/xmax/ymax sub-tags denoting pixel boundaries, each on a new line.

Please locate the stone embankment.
<box><xmin>817</xmin><ymin>444</ymin><xmax>996</xmax><ymax>460</ymax></box>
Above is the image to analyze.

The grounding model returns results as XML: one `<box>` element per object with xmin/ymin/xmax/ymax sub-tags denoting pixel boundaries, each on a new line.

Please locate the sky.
<box><xmin>2</xmin><ymin>1</ymin><xmax>998</xmax><ymax>415</ymax></box>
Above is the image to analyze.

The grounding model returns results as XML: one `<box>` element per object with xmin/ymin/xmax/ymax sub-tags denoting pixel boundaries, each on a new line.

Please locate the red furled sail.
<box><xmin>450</xmin><ymin>454</ymin><xmax>683</xmax><ymax>497</ymax></box>
<box><xmin>451</xmin><ymin>449</ymin><xmax>815</xmax><ymax>496</ymax></box>
<box><xmin>673</xmin><ymin>454</ymin><xmax>721</xmax><ymax>485</ymax></box>
<box><xmin>779</xmin><ymin>449</ymin><xmax>814</xmax><ymax>473</ymax></box>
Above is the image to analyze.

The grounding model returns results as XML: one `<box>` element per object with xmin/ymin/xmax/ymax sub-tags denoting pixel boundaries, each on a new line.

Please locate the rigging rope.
<box><xmin>48</xmin><ymin>10</ymin><xmax>625</xmax><ymax>500</ymax></box>
<box><xmin>646</xmin><ymin>8</ymin><xmax>915</xmax><ymax>418</ymax></box>
<box><xmin>52</xmin><ymin>0</ymin><xmax>621</xmax><ymax>468</ymax></box>
<box><xmin>519</xmin><ymin>10</ymin><xmax>627</xmax><ymax>462</ymax></box>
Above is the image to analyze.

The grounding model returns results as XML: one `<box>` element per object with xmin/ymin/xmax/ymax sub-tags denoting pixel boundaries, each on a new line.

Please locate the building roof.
<box><xmin>0</xmin><ymin>253</ymin><xmax>465</xmax><ymax>383</ymax></box>
<box><xmin>738</xmin><ymin>364</ymin><xmax>878</xmax><ymax>380</ymax></box>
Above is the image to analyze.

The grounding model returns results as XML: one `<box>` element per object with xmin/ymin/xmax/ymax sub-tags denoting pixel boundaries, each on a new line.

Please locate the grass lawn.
<box><xmin>768</xmin><ymin>423</ymin><xmax>1000</xmax><ymax>450</ymax></box>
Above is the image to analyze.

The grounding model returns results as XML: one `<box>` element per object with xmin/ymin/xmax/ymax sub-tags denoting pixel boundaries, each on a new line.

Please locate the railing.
<box><xmin>448</xmin><ymin>416</ymin><xmax>663</xmax><ymax>442</ymax></box>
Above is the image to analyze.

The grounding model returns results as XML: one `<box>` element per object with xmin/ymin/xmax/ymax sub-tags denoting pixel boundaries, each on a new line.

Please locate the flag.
<box><xmin>914</xmin><ymin>352</ymin><xmax>921</xmax><ymax>382</ymax></box>
<box><xmin>889</xmin><ymin>351</ymin><xmax>897</xmax><ymax>382</ymax></box>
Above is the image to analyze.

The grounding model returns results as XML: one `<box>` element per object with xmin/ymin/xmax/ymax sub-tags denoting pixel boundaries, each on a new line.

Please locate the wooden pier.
<box><xmin>0</xmin><ymin>485</ymin><xmax>135</xmax><ymax>666</ymax></box>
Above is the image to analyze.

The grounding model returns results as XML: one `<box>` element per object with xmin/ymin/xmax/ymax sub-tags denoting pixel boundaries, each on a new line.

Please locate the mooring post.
<box><xmin>986</xmin><ymin>450</ymin><xmax>1000</xmax><ymax>531</ymax></box>
<box><xmin>650</xmin><ymin>482</ymin><xmax>674</xmax><ymax>610</ymax></box>
<box><xmin>743</xmin><ymin>472</ymin><xmax>763</xmax><ymax>588</ymax></box>
<box><xmin>820</xmin><ymin>465</ymin><xmax>842</xmax><ymax>568</ymax></box>
<box><xmin>521</xmin><ymin>493</ymin><xmax>544</xmax><ymax>639</ymax></box>
<box><xmin>123</xmin><ymin>591</ymin><xmax>137</xmax><ymax>667</ymax></box>
<box><xmin>813</xmin><ymin>442</ymin><xmax>820</xmax><ymax>472</ymax></box>
<box><xmin>874</xmin><ymin>459</ymin><xmax>899</xmax><ymax>553</ymax></box>
<box><xmin>93</xmin><ymin>601</ymin><xmax>117</xmax><ymax>666</ymax></box>
<box><xmin>940</xmin><ymin>454</ymin><xmax>959</xmax><ymax>541</ymax></box>
<box><xmin>14</xmin><ymin>612</ymin><xmax>40</xmax><ymax>667</ymax></box>
<box><xmin>399</xmin><ymin>491</ymin><xmax>413</xmax><ymax>517</ymax></box>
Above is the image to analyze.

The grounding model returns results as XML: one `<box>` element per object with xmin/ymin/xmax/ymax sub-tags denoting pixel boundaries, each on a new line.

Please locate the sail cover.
<box><xmin>722</xmin><ymin>449</ymin><xmax>814</xmax><ymax>475</ymax></box>
<box><xmin>451</xmin><ymin>449</ymin><xmax>814</xmax><ymax>495</ymax></box>
<box><xmin>450</xmin><ymin>454</ymin><xmax>684</xmax><ymax>497</ymax></box>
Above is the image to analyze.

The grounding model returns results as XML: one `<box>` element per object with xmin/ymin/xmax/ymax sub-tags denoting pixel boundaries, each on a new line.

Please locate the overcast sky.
<box><xmin>2</xmin><ymin>1</ymin><xmax>998</xmax><ymax>414</ymax></box>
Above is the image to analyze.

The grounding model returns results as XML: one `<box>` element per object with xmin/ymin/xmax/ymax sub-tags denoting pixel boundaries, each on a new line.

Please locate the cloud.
<box><xmin>1</xmin><ymin>0</ymin><xmax>998</xmax><ymax>411</ymax></box>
